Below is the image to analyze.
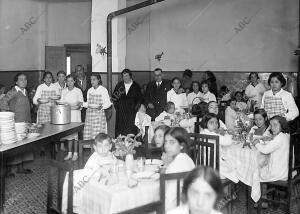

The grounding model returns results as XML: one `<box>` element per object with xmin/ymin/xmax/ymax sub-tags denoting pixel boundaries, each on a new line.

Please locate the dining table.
<box><xmin>0</xmin><ymin>122</ymin><xmax>84</xmax><ymax>213</ymax></box>
<box><xmin>62</xmin><ymin>160</ymin><xmax>161</xmax><ymax>214</ymax></box>
<box><xmin>222</xmin><ymin>142</ymin><xmax>270</xmax><ymax>202</ymax></box>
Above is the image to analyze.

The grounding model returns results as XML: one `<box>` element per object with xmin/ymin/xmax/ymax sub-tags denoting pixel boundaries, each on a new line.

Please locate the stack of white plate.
<box><xmin>15</xmin><ymin>122</ymin><xmax>28</xmax><ymax>141</ymax></box>
<box><xmin>0</xmin><ymin>112</ymin><xmax>17</xmax><ymax>145</ymax></box>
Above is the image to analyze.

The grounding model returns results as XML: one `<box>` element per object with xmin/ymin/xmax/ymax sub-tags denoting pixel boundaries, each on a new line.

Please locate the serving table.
<box><xmin>0</xmin><ymin>122</ymin><xmax>84</xmax><ymax>213</ymax></box>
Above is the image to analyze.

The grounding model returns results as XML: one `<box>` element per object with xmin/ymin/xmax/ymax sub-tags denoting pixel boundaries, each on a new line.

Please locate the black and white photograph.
<box><xmin>0</xmin><ymin>0</ymin><xmax>300</xmax><ymax>213</ymax></box>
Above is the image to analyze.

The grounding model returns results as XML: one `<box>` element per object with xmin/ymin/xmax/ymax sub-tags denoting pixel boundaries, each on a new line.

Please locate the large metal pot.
<box><xmin>51</xmin><ymin>104</ymin><xmax>71</xmax><ymax>125</ymax></box>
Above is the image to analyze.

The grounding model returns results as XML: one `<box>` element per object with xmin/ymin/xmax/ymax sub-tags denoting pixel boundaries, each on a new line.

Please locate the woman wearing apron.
<box><xmin>261</xmin><ymin>72</ymin><xmax>299</xmax><ymax>121</ymax></box>
<box><xmin>53</xmin><ymin>70</ymin><xmax>66</xmax><ymax>96</ymax></box>
<box><xmin>0</xmin><ymin>73</ymin><xmax>33</xmax><ymax>175</ymax></box>
<box><xmin>60</xmin><ymin>74</ymin><xmax>84</xmax><ymax>161</ymax></box>
<box><xmin>33</xmin><ymin>72</ymin><xmax>60</xmax><ymax>124</ymax></box>
<box><xmin>83</xmin><ymin>73</ymin><xmax>112</xmax><ymax>140</ymax></box>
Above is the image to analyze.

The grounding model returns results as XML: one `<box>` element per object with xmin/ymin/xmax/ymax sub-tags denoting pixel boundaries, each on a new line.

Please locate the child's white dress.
<box><xmin>135</xmin><ymin>111</ymin><xmax>152</xmax><ymax>142</ymax></box>
<box><xmin>155</xmin><ymin>111</ymin><xmax>175</xmax><ymax>122</ymax></box>
<box><xmin>256</xmin><ymin>132</ymin><xmax>290</xmax><ymax>181</ymax></box>
<box><xmin>200</xmin><ymin>91</ymin><xmax>216</xmax><ymax>103</ymax></box>
<box><xmin>225</xmin><ymin>106</ymin><xmax>237</xmax><ymax>130</ymax></box>
<box><xmin>167</xmin><ymin>89</ymin><xmax>188</xmax><ymax>109</ymax></box>
<box><xmin>60</xmin><ymin>87</ymin><xmax>84</xmax><ymax>140</ymax></box>
<box><xmin>165</xmin><ymin>153</ymin><xmax>195</xmax><ymax>211</ymax></box>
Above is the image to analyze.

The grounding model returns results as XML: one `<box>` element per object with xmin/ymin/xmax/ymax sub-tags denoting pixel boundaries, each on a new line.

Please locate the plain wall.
<box><xmin>0</xmin><ymin>0</ymin><xmax>91</xmax><ymax>71</ymax></box>
<box><xmin>126</xmin><ymin>0</ymin><xmax>299</xmax><ymax>72</ymax></box>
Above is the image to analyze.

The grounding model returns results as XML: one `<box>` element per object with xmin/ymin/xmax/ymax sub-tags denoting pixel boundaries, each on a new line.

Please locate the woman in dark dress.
<box><xmin>112</xmin><ymin>69</ymin><xmax>142</xmax><ymax>136</ymax></box>
<box><xmin>204</xmin><ymin>70</ymin><xmax>218</xmax><ymax>98</ymax></box>
<box><xmin>0</xmin><ymin>73</ymin><xmax>33</xmax><ymax>175</ymax></box>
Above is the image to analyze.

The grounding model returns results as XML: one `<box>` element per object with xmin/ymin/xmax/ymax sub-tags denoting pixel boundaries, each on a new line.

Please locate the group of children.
<box><xmin>167</xmin><ymin>78</ymin><xmax>217</xmax><ymax>109</ymax></box>
<box><xmin>31</xmin><ymin>71</ymin><xmax>112</xmax><ymax>161</ymax></box>
<box><xmin>79</xmin><ymin>103</ymin><xmax>290</xmax><ymax>212</ymax></box>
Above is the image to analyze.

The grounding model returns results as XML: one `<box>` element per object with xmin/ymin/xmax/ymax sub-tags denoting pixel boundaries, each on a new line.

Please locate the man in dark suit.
<box><xmin>145</xmin><ymin>68</ymin><xmax>171</xmax><ymax>120</ymax></box>
<box><xmin>74</xmin><ymin>65</ymin><xmax>91</xmax><ymax>122</ymax></box>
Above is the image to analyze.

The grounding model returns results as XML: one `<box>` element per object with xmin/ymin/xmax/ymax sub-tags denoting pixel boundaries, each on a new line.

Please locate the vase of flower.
<box><xmin>125</xmin><ymin>153</ymin><xmax>134</xmax><ymax>171</ymax></box>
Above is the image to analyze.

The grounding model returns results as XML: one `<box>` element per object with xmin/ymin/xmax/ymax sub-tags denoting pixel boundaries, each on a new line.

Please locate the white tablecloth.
<box><xmin>223</xmin><ymin>144</ymin><xmax>269</xmax><ymax>202</ymax></box>
<box><xmin>62</xmin><ymin>164</ymin><xmax>160</xmax><ymax>214</ymax></box>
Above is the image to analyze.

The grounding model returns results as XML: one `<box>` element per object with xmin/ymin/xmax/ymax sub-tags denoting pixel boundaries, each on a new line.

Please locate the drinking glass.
<box><xmin>136</xmin><ymin>156</ymin><xmax>145</xmax><ymax>172</ymax></box>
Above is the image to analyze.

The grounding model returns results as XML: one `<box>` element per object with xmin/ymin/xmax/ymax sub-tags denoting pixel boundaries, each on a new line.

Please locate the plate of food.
<box><xmin>132</xmin><ymin>171</ymin><xmax>159</xmax><ymax>181</ymax></box>
<box><xmin>49</xmin><ymin>95</ymin><xmax>60</xmax><ymax>100</ymax></box>
<box><xmin>88</xmin><ymin>104</ymin><xmax>100</xmax><ymax>109</ymax></box>
<box><xmin>145</xmin><ymin>159</ymin><xmax>163</xmax><ymax>166</ymax></box>
<box><xmin>39</xmin><ymin>98</ymin><xmax>49</xmax><ymax>104</ymax></box>
<box><xmin>27</xmin><ymin>133</ymin><xmax>40</xmax><ymax>139</ymax></box>
<box><xmin>56</xmin><ymin>100</ymin><xmax>65</xmax><ymax>105</ymax></box>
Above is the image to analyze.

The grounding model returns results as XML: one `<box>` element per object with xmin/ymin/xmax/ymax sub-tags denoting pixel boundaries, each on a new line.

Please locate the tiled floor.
<box><xmin>3</xmin><ymin>161</ymin><xmax>300</xmax><ymax>214</ymax></box>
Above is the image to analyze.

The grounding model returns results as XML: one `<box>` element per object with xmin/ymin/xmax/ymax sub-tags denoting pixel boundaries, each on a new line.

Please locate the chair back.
<box><xmin>78</xmin><ymin>140</ymin><xmax>94</xmax><ymax>168</ymax></box>
<box><xmin>160</xmin><ymin>171</ymin><xmax>190</xmax><ymax>214</ymax></box>
<box><xmin>194</xmin><ymin>121</ymin><xmax>201</xmax><ymax>133</ymax></box>
<box><xmin>36</xmin><ymin>159</ymin><xmax>73</xmax><ymax>214</ymax></box>
<box><xmin>288</xmin><ymin>131</ymin><xmax>300</xmax><ymax>183</ymax></box>
<box><xmin>188</xmin><ymin>133</ymin><xmax>220</xmax><ymax>171</ymax></box>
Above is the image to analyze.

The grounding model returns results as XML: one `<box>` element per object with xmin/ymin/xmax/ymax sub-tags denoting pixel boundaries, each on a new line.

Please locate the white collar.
<box><xmin>272</xmin><ymin>88</ymin><xmax>283</xmax><ymax>95</ymax></box>
<box><xmin>124</xmin><ymin>81</ymin><xmax>133</xmax><ymax>85</ymax></box>
<box><xmin>15</xmin><ymin>86</ymin><xmax>26</xmax><ymax>96</ymax></box>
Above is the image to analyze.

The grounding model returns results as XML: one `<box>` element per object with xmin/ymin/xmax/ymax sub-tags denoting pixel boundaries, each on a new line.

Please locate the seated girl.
<box><xmin>235</xmin><ymin>91</ymin><xmax>248</xmax><ymax>112</ymax></box>
<box><xmin>135</xmin><ymin>103</ymin><xmax>152</xmax><ymax>137</ymax></box>
<box><xmin>161</xmin><ymin>127</ymin><xmax>195</xmax><ymax>211</ymax></box>
<box><xmin>252</xmin><ymin>115</ymin><xmax>290</xmax><ymax>182</ymax></box>
<box><xmin>225</xmin><ymin>99</ymin><xmax>237</xmax><ymax>131</ymax></box>
<box><xmin>151</xmin><ymin>125</ymin><xmax>170</xmax><ymax>148</ymax></box>
<box><xmin>84</xmin><ymin>133</ymin><xmax>115</xmax><ymax>171</ymax></box>
<box><xmin>63</xmin><ymin>133</ymin><xmax>116</xmax><ymax>213</ymax></box>
<box><xmin>249</xmin><ymin>108</ymin><xmax>271</xmax><ymax>140</ymax></box>
<box><xmin>155</xmin><ymin>102</ymin><xmax>176</xmax><ymax>123</ymax></box>
<box><xmin>168</xmin><ymin>166</ymin><xmax>223</xmax><ymax>214</ymax></box>
<box><xmin>208</xmin><ymin>101</ymin><xmax>227</xmax><ymax>130</ymax></box>
<box><xmin>200</xmin><ymin>113</ymin><xmax>238</xmax><ymax>183</ymax></box>
<box><xmin>149</xmin><ymin>125</ymin><xmax>170</xmax><ymax>159</ymax></box>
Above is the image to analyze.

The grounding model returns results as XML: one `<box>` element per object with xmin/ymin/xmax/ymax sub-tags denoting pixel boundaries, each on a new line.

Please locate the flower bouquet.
<box><xmin>232</xmin><ymin>113</ymin><xmax>253</xmax><ymax>148</ymax></box>
<box><xmin>112</xmin><ymin>133</ymin><xmax>142</xmax><ymax>159</ymax></box>
<box><xmin>172</xmin><ymin>111</ymin><xmax>191</xmax><ymax>126</ymax></box>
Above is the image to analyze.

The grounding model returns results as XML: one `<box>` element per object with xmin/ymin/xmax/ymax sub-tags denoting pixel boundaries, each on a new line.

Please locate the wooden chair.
<box><xmin>194</xmin><ymin>121</ymin><xmax>202</xmax><ymax>133</ymax></box>
<box><xmin>116</xmin><ymin>201</ymin><xmax>162</xmax><ymax>214</ymax></box>
<box><xmin>160</xmin><ymin>171</ymin><xmax>190</xmax><ymax>214</ymax></box>
<box><xmin>78</xmin><ymin>140</ymin><xmax>94</xmax><ymax>169</ymax></box>
<box><xmin>188</xmin><ymin>133</ymin><xmax>220</xmax><ymax>169</ymax></box>
<box><xmin>188</xmin><ymin>133</ymin><xmax>235</xmax><ymax>213</ymax></box>
<box><xmin>257</xmin><ymin>131</ymin><xmax>300</xmax><ymax>214</ymax></box>
<box><xmin>36</xmin><ymin>159</ymin><xmax>74</xmax><ymax>214</ymax></box>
